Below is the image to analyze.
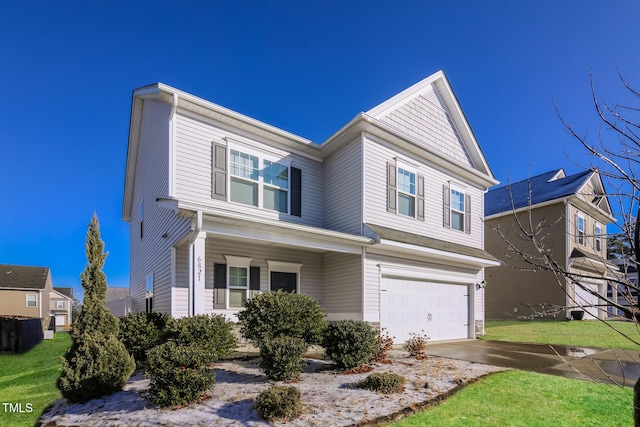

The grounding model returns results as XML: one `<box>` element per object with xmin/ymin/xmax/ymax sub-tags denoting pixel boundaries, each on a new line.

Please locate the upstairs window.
<box><xmin>230</xmin><ymin>150</ymin><xmax>259</xmax><ymax>207</ymax></box>
<box><xmin>397</xmin><ymin>168</ymin><xmax>416</xmax><ymax>217</ymax></box>
<box><xmin>450</xmin><ymin>188</ymin><xmax>465</xmax><ymax>232</ymax></box>
<box><xmin>263</xmin><ymin>160</ymin><xmax>289</xmax><ymax>213</ymax></box>
<box><xmin>577</xmin><ymin>213</ymin><xmax>585</xmax><ymax>245</ymax></box>
<box><xmin>595</xmin><ymin>223</ymin><xmax>602</xmax><ymax>252</ymax></box>
<box><xmin>26</xmin><ymin>294</ymin><xmax>37</xmax><ymax>307</ymax></box>
<box><xmin>56</xmin><ymin>300</ymin><xmax>65</xmax><ymax>309</ymax></box>
<box><xmin>229</xmin><ymin>148</ymin><xmax>290</xmax><ymax>214</ymax></box>
<box><xmin>443</xmin><ymin>183</ymin><xmax>470</xmax><ymax>233</ymax></box>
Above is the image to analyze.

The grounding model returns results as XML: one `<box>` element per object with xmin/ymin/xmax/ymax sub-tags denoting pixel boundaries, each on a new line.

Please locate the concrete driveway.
<box><xmin>427</xmin><ymin>339</ymin><xmax>640</xmax><ymax>387</ymax></box>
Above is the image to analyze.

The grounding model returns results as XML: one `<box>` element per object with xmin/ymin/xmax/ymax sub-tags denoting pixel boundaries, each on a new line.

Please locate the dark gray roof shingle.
<box><xmin>0</xmin><ymin>264</ymin><xmax>50</xmax><ymax>289</ymax></box>
<box><xmin>366</xmin><ymin>224</ymin><xmax>499</xmax><ymax>262</ymax></box>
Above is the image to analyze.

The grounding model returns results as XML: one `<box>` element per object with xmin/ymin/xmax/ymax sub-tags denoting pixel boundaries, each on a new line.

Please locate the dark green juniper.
<box><xmin>57</xmin><ymin>213</ymin><xmax>134</xmax><ymax>403</ymax></box>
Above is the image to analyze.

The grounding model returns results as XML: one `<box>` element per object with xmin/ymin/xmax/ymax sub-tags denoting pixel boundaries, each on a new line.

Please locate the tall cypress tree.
<box><xmin>58</xmin><ymin>213</ymin><xmax>135</xmax><ymax>403</ymax></box>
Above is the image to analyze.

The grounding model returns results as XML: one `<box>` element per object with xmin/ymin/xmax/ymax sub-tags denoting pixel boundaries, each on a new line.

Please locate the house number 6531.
<box><xmin>197</xmin><ymin>257</ymin><xmax>202</xmax><ymax>281</ymax></box>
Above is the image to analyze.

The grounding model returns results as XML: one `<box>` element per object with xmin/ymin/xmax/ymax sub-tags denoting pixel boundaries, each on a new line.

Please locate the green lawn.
<box><xmin>389</xmin><ymin>320</ymin><xmax>639</xmax><ymax>426</ymax></box>
<box><xmin>390</xmin><ymin>370</ymin><xmax>633</xmax><ymax>427</ymax></box>
<box><xmin>482</xmin><ymin>319</ymin><xmax>640</xmax><ymax>350</ymax></box>
<box><xmin>0</xmin><ymin>332</ymin><xmax>71</xmax><ymax>427</ymax></box>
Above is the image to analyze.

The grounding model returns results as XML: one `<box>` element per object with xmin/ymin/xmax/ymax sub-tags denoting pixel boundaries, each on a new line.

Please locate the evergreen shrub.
<box><xmin>237</xmin><ymin>290</ymin><xmax>326</xmax><ymax>347</ymax></box>
<box><xmin>57</xmin><ymin>214</ymin><xmax>135</xmax><ymax>403</ymax></box>
<box><xmin>355</xmin><ymin>372</ymin><xmax>406</xmax><ymax>394</ymax></box>
<box><xmin>119</xmin><ymin>311</ymin><xmax>173</xmax><ymax>368</ymax></box>
<box><xmin>322</xmin><ymin>320</ymin><xmax>377</xmax><ymax>368</ymax></box>
<box><xmin>146</xmin><ymin>341</ymin><xmax>216</xmax><ymax>407</ymax></box>
<box><xmin>255</xmin><ymin>385</ymin><xmax>302</xmax><ymax>422</ymax></box>
<box><xmin>168</xmin><ymin>314</ymin><xmax>237</xmax><ymax>361</ymax></box>
<box><xmin>259</xmin><ymin>336</ymin><xmax>307</xmax><ymax>381</ymax></box>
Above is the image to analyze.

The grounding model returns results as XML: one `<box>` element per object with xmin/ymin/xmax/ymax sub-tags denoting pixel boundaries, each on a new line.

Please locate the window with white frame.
<box><xmin>56</xmin><ymin>300</ymin><xmax>65</xmax><ymax>309</ymax></box>
<box><xmin>263</xmin><ymin>160</ymin><xmax>289</xmax><ymax>213</ymax></box>
<box><xmin>229</xmin><ymin>148</ymin><xmax>289</xmax><ymax>214</ymax></box>
<box><xmin>397</xmin><ymin>168</ymin><xmax>416</xmax><ymax>217</ymax></box>
<box><xmin>145</xmin><ymin>274</ymin><xmax>154</xmax><ymax>313</ymax></box>
<box><xmin>225</xmin><ymin>256</ymin><xmax>252</xmax><ymax>308</ymax></box>
<box><xmin>450</xmin><ymin>188</ymin><xmax>465</xmax><ymax>231</ymax></box>
<box><xmin>577</xmin><ymin>213</ymin><xmax>585</xmax><ymax>245</ymax></box>
<box><xmin>26</xmin><ymin>294</ymin><xmax>37</xmax><ymax>307</ymax></box>
<box><xmin>595</xmin><ymin>223</ymin><xmax>602</xmax><ymax>252</ymax></box>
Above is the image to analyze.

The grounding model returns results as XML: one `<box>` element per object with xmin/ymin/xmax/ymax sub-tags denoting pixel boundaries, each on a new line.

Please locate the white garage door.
<box><xmin>380</xmin><ymin>277</ymin><xmax>470</xmax><ymax>343</ymax></box>
<box><xmin>55</xmin><ymin>314</ymin><xmax>67</xmax><ymax>326</ymax></box>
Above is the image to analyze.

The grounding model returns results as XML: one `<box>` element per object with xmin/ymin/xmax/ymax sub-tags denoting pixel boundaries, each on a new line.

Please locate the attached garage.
<box><xmin>380</xmin><ymin>276</ymin><xmax>471</xmax><ymax>343</ymax></box>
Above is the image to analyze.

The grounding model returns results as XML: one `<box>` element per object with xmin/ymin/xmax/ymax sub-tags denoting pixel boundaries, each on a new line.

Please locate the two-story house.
<box><xmin>484</xmin><ymin>169</ymin><xmax>616</xmax><ymax>320</ymax></box>
<box><xmin>122</xmin><ymin>71</ymin><xmax>499</xmax><ymax>343</ymax></box>
<box><xmin>0</xmin><ymin>264</ymin><xmax>53</xmax><ymax>331</ymax></box>
<box><xmin>51</xmin><ymin>287</ymin><xmax>74</xmax><ymax>330</ymax></box>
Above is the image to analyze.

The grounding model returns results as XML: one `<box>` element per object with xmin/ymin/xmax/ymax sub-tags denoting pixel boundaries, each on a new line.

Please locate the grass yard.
<box><xmin>483</xmin><ymin>319</ymin><xmax>640</xmax><ymax>350</ymax></box>
<box><xmin>390</xmin><ymin>370</ymin><xmax>633</xmax><ymax>427</ymax></box>
<box><xmin>390</xmin><ymin>320</ymin><xmax>640</xmax><ymax>426</ymax></box>
<box><xmin>0</xmin><ymin>332</ymin><xmax>71</xmax><ymax>427</ymax></box>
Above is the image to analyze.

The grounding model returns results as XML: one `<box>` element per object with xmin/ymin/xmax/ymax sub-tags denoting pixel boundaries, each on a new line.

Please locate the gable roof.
<box><xmin>54</xmin><ymin>287</ymin><xmax>74</xmax><ymax>299</ymax></box>
<box><xmin>0</xmin><ymin>264</ymin><xmax>50</xmax><ymax>290</ymax></box>
<box><xmin>365</xmin><ymin>70</ymin><xmax>495</xmax><ymax>181</ymax></box>
<box><xmin>485</xmin><ymin>168</ymin><xmax>615</xmax><ymax>223</ymax></box>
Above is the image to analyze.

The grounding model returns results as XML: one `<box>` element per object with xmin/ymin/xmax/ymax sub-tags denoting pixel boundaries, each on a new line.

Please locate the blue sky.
<box><xmin>1</xmin><ymin>1</ymin><xmax>639</xmax><ymax>300</ymax></box>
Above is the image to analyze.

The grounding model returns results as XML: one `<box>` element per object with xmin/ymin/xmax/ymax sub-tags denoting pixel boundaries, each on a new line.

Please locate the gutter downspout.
<box><xmin>169</xmin><ymin>93</ymin><xmax>178</xmax><ymax>198</ymax></box>
<box><xmin>188</xmin><ymin>210</ymin><xmax>203</xmax><ymax>316</ymax></box>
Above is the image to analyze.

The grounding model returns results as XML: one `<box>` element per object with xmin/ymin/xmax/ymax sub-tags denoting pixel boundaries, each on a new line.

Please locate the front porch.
<box><xmin>168</xmin><ymin>212</ymin><xmax>371</xmax><ymax>321</ymax></box>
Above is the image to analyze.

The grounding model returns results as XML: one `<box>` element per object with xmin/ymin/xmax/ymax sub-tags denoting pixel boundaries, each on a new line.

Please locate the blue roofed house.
<box><xmin>122</xmin><ymin>71</ymin><xmax>500</xmax><ymax>343</ymax></box>
<box><xmin>484</xmin><ymin>169</ymin><xmax>617</xmax><ymax>320</ymax></box>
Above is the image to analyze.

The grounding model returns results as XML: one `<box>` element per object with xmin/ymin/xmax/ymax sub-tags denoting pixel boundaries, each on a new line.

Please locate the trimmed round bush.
<box><xmin>168</xmin><ymin>314</ymin><xmax>237</xmax><ymax>361</ymax></box>
<box><xmin>238</xmin><ymin>290</ymin><xmax>326</xmax><ymax>347</ymax></box>
<box><xmin>255</xmin><ymin>385</ymin><xmax>302</xmax><ymax>422</ymax></box>
<box><xmin>146</xmin><ymin>341</ymin><xmax>216</xmax><ymax>407</ymax></box>
<box><xmin>119</xmin><ymin>312</ymin><xmax>173</xmax><ymax>368</ymax></box>
<box><xmin>355</xmin><ymin>372</ymin><xmax>405</xmax><ymax>394</ymax></box>
<box><xmin>322</xmin><ymin>320</ymin><xmax>377</xmax><ymax>368</ymax></box>
<box><xmin>259</xmin><ymin>336</ymin><xmax>307</xmax><ymax>381</ymax></box>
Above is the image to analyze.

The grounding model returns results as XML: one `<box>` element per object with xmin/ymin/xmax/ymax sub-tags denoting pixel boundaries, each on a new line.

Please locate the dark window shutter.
<box><xmin>212</xmin><ymin>143</ymin><xmax>227</xmax><ymax>200</ymax></box>
<box><xmin>465</xmin><ymin>194</ymin><xmax>471</xmax><ymax>234</ymax></box>
<box><xmin>443</xmin><ymin>183</ymin><xmax>450</xmax><ymax>228</ymax></box>
<box><xmin>214</xmin><ymin>263</ymin><xmax>227</xmax><ymax>289</ymax></box>
<box><xmin>417</xmin><ymin>174</ymin><xmax>425</xmax><ymax>221</ymax></box>
<box><xmin>250</xmin><ymin>266</ymin><xmax>260</xmax><ymax>290</ymax></box>
<box><xmin>291</xmin><ymin>167</ymin><xmax>302</xmax><ymax>217</ymax></box>
<box><xmin>387</xmin><ymin>162</ymin><xmax>397</xmax><ymax>213</ymax></box>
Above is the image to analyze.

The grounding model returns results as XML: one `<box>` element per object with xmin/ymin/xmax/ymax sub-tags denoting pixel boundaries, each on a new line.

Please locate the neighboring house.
<box><xmin>106</xmin><ymin>287</ymin><xmax>131</xmax><ymax>317</ymax></box>
<box><xmin>122</xmin><ymin>70</ymin><xmax>499</xmax><ymax>343</ymax></box>
<box><xmin>51</xmin><ymin>287</ymin><xmax>74</xmax><ymax>330</ymax></box>
<box><xmin>484</xmin><ymin>169</ymin><xmax>616</xmax><ymax>320</ymax></box>
<box><xmin>607</xmin><ymin>258</ymin><xmax>638</xmax><ymax>317</ymax></box>
<box><xmin>0</xmin><ymin>264</ymin><xmax>53</xmax><ymax>330</ymax></box>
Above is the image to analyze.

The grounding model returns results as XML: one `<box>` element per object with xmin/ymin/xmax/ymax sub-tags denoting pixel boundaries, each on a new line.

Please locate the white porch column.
<box><xmin>192</xmin><ymin>232</ymin><xmax>206</xmax><ymax>315</ymax></box>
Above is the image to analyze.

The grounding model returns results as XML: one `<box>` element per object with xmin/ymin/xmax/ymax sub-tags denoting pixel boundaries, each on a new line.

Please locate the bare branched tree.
<box><xmin>488</xmin><ymin>69</ymin><xmax>640</xmax><ymax>424</ymax></box>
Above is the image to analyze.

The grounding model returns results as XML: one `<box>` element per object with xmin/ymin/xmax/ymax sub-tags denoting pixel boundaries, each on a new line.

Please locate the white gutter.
<box><xmin>187</xmin><ymin>210</ymin><xmax>203</xmax><ymax>316</ymax></box>
<box><xmin>169</xmin><ymin>93</ymin><xmax>178</xmax><ymax>198</ymax></box>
